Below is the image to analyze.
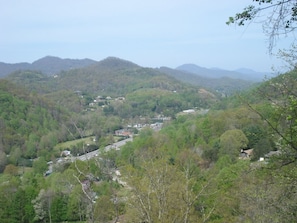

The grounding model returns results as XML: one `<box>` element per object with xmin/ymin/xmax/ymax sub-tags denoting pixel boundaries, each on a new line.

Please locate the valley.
<box><xmin>0</xmin><ymin>56</ymin><xmax>297</xmax><ymax>223</ymax></box>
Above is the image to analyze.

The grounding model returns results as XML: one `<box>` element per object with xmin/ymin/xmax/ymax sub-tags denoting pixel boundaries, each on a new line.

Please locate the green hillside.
<box><xmin>159</xmin><ymin>66</ymin><xmax>257</xmax><ymax>96</ymax></box>
<box><xmin>1</xmin><ymin>56</ymin><xmax>297</xmax><ymax>222</ymax></box>
<box><xmin>6</xmin><ymin>57</ymin><xmax>218</xmax><ymax>117</ymax></box>
<box><xmin>0</xmin><ymin>80</ymin><xmax>70</xmax><ymax>169</ymax></box>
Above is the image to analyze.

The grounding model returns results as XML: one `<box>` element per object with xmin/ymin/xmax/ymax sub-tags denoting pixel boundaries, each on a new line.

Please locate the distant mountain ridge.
<box><xmin>158</xmin><ymin>67</ymin><xmax>256</xmax><ymax>96</ymax></box>
<box><xmin>0</xmin><ymin>56</ymin><xmax>271</xmax><ymax>82</ymax></box>
<box><xmin>176</xmin><ymin>63</ymin><xmax>272</xmax><ymax>82</ymax></box>
<box><xmin>0</xmin><ymin>56</ymin><xmax>96</xmax><ymax>77</ymax></box>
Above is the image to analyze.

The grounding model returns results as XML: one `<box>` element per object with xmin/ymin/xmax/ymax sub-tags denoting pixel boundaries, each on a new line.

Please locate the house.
<box><xmin>239</xmin><ymin>149</ymin><xmax>253</xmax><ymax>159</ymax></box>
<box><xmin>115</xmin><ymin>129</ymin><xmax>132</xmax><ymax>137</ymax></box>
<box><xmin>183</xmin><ymin>109</ymin><xmax>195</xmax><ymax>114</ymax></box>
<box><xmin>61</xmin><ymin>150</ymin><xmax>71</xmax><ymax>157</ymax></box>
<box><xmin>150</xmin><ymin>122</ymin><xmax>163</xmax><ymax>131</ymax></box>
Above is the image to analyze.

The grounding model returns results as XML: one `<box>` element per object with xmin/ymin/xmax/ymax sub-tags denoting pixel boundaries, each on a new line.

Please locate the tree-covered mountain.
<box><xmin>54</xmin><ymin>57</ymin><xmax>208</xmax><ymax>96</ymax></box>
<box><xmin>0</xmin><ymin>80</ymin><xmax>71</xmax><ymax>169</ymax></box>
<box><xmin>113</xmin><ymin>69</ymin><xmax>297</xmax><ymax>222</ymax></box>
<box><xmin>0</xmin><ymin>56</ymin><xmax>96</xmax><ymax>77</ymax></box>
<box><xmin>1</xmin><ymin>56</ymin><xmax>270</xmax><ymax>99</ymax></box>
<box><xmin>3</xmin><ymin>0</ymin><xmax>297</xmax><ymax>220</ymax></box>
<box><xmin>2</xmin><ymin>55</ymin><xmax>297</xmax><ymax>222</ymax></box>
<box><xmin>5</xmin><ymin>57</ymin><xmax>218</xmax><ymax>117</ymax></box>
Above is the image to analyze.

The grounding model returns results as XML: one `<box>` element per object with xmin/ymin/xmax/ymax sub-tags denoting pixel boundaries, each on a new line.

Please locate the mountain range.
<box><xmin>0</xmin><ymin>56</ymin><xmax>96</xmax><ymax>77</ymax></box>
<box><xmin>0</xmin><ymin>57</ymin><xmax>262</xmax><ymax>100</ymax></box>
<box><xmin>0</xmin><ymin>56</ymin><xmax>271</xmax><ymax>82</ymax></box>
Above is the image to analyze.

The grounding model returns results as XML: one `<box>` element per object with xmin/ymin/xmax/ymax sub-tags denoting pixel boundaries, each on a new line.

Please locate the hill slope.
<box><xmin>0</xmin><ymin>79</ymin><xmax>69</xmax><ymax>168</ymax></box>
<box><xmin>6</xmin><ymin>57</ymin><xmax>218</xmax><ymax>117</ymax></box>
<box><xmin>158</xmin><ymin>66</ymin><xmax>256</xmax><ymax>96</ymax></box>
<box><xmin>46</xmin><ymin>57</ymin><xmax>202</xmax><ymax>96</ymax></box>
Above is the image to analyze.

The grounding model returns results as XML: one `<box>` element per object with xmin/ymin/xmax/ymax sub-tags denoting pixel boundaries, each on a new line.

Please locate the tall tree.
<box><xmin>124</xmin><ymin>154</ymin><xmax>214</xmax><ymax>222</ymax></box>
<box><xmin>32</xmin><ymin>189</ymin><xmax>54</xmax><ymax>223</ymax></box>
<box><xmin>219</xmin><ymin>129</ymin><xmax>248</xmax><ymax>161</ymax></box>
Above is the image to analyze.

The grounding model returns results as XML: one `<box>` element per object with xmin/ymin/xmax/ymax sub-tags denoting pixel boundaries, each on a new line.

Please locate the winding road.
<box><xmin>75</xmin><ymin>137</ymin><xmax>133</xmax><ymax>161</ymax></box>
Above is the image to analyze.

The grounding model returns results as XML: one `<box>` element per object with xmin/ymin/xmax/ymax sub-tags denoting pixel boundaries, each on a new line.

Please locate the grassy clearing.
<box><xmin>54</xmin><ymin>136</ymin><xmax>96</xmax><ymax>151</ymax></box>
<box><xmin>53</xmin><ymin>135</ymin><xmax>124</xmax><ymax>155</ymax></box>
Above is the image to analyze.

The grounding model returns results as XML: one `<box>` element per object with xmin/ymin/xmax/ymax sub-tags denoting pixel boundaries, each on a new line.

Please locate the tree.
<box><xmin>227</xmin><ymin>0</ymin><xmax>297</xmax><ymax>52</ymax></box>
<box><xmin>32</xmin><ymin>157</ymin><xmax>48</xmax><ymax>174</ymax></box>
<box><xmin>3</xmin><ymin>164</ymin><xmax>18</xmax><ymax>176</ymax></box>
<box><xmin>125</xmin><ymin>159</ymin><xmax>185</xmax><ymax>222</ymax></box>
<box><xmin>124</xmin><ymin>154</ymin><xmax>214</xmax><ymax>223</ymax></box>
<box><xmin>23</xmin><ymin>185</ymin><xmax>38</xmax><ymax>223</ymax></box>
<box><xmin>8</xmin><ymin>147</ymin><xmax>22</xmax><ymax>166</ymax></box>
<box><xmin>0</xmin><ymin>176</ymin><xmax>21</xmax><ymax>223</ymax></box>
<box><xmin>176</xmin><ymin>149</ymin><xmax>215</xmax><ymax>222</ymax></box>
<box><xmin>32</xmin><ymin>189</ymin><xmax>54</xmax><ymax>223</ymax></box>
<box><xmin>237</xmin><ymin>164</ymin><xmax>297</xmax><ymax>222</ymax></box>
<box><xmin>66</xmin><ymin>185</ymin><xmax>87</xmax><ymax>222</ymax></box>
<box><xmin>0</xmin><ymin>151</ymin><xmax>8</xmax><ymax>173</ymax></box>
<box><xmin>50</xmin><ymin>193</ymin><xmax>68</xmax><ymax>222</ymax></box>
<box><xmin>219</xmin><ymin>129</ymin><xmax>248</xmax><ymax>161</ymax></box>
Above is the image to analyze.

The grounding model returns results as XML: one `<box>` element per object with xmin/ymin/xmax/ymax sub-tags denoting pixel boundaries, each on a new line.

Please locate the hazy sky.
<box><xmin>0</xmin><ymin>0</ymin><xmax>290</xmax><ymax>71</ymax></box>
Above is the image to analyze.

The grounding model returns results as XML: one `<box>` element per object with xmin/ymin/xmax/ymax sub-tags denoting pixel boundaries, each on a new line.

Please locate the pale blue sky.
<box><xmin>0</xmin><ymin>0</ymin><xmax>290</xmax><ymax>72</ymax></box>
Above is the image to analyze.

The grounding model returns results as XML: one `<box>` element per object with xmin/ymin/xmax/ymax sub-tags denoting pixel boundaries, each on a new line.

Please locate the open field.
<box><xmin>54</xmin><ymin>136</ymin><xmax>96</xmax><ymax>151</ymax></box>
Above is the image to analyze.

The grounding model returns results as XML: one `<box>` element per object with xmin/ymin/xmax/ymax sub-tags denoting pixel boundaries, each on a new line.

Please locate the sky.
<box><xmin>0</xmin><ymin>0</ymin><xmax>291</xmax><ymax>72</ymax></box>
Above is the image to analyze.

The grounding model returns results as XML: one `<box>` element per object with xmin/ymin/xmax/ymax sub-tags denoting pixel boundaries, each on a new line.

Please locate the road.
<box><xmin>75</xmin><ymin>137</ymin><xmax>133</xmax><ymax>161</ymax></box>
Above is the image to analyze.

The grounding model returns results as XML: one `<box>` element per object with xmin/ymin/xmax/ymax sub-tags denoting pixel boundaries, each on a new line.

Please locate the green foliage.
<box><xmin>3</xmin><ymin>51</ymin><xmax>297</xmax><ymax>222</ymax></box>
<box><xmin>247</xmin><ymin>70</ymin><xmax>297</xmax><ymax>165</ymax></box>
<box><xmin>219</xmin><ymin>129</ymin><xmax>248</xmax><ymax>161</ymax></box>
<box><xmin>208</xmin><ymin>159</ymin><xmax>250</xmax><ymax>222</ymax></box>
<box><xmin>0</xmin><ymin>80</ymin><xmax>68</xmax><ymax>166</ymax></box>
<box><xmin>51</xmin><ymin>193</ymin><xmax>68</xmax><ymax>222</ymax></box>
<box><xmin>6</xmin><ymin>70</ymin><xmax>55</xmax><ymax>94</ymax></box>
<box><xmin>124</xmin><ymin>157</ymin><xmax>209</xmax><ymax>222</ymax></box>
<box><xmin>32</xmin><ymin>157</ymin><xmax>48</xmax><ymax>174</ymax></box>
<box><xmin>0</xmin><ymin>174</ymin><xmax>38</xmax><ymax>223</ymax></box>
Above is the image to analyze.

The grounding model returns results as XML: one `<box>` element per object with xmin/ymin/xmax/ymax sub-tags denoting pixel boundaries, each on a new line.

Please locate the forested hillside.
<box><xmin>114</xmin><ymin>69</ymin><xmax>297</xmax><ymax>222</ymax></box>
<box><xmin>1</xmin><ymin>53</ymin><xmax>297</xmax><ymax>222</ymax></box>
<box><xmin>0</xmin><ymin>80</ymin><xmax>69</xmax><ymax>170</ymax></box>
<box><xmin>3</xmin><ymin>0</ymin><xmax>297</xmax><ymax>221</ymax></box>
<box><xmin>158</xmin><ymin>66</ymin><xmax>256</xmax><ymax>96</ymax></box>
<box><xmin>3</xmin><ymin>56</ymin><xmax>262</xmax><ymax>97</ymax></box>
<box><xmin>6</xmin><ymin>57</ymin><xmax>218</xmax><ymax>118</ymax></box>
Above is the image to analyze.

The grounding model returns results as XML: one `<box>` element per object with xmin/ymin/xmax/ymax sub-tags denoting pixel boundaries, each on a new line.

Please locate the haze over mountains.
<box><xmin>0</xmin><ymin>56</ymin><xmax>96</xmax><ymax>77</ymax></box>
<box><xmin>0</xmin><ymin>56</ymin><xmax>271</xmax><ymax>82</ymax></box>
<box><xmin>176</xmin><ymin>64</ymin><xmax>272</xmax><ymax>82</ymax></box>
